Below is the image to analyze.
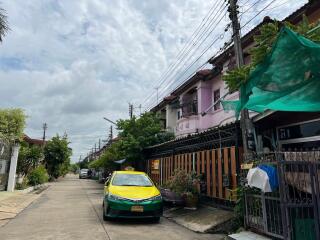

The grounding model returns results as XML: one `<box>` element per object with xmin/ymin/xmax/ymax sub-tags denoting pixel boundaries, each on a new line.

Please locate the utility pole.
<box><xmin>138</xmin><ymin>104</ymin><xmax>142</xmax><ymax>116</ymax></box>
<box><xmin>109</xmin><ymin>126</ymin><xmax>113</xmax><ymax>141</ymax></box>
<box><xmin>42</xmin><ymin>123</ymin><xmax>47</xmax><ymax>145</ymax></box>
<box><xmin>229</xmin><ymin>0</ymin><xmax>255</xmax><ymax>157</ymax></box>
<box><xmin>98</xmin><ymin>139</ymin><xmax>101</xmax><ymax>150</ymax></box>
<box><xmin>129</xmin><ymin>103</ymin><xmax>133</xmax><ymax>119</ymax></box>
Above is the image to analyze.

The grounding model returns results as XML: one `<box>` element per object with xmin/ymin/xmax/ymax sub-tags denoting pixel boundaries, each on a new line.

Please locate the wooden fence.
<box><xmin>147</xmin><ymin>146</ymin><xmax>241</xmax><ymax>202</ymax></box>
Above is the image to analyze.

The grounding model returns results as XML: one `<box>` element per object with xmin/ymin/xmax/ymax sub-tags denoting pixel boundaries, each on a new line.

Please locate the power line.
<box><xmin>263</xmin><ymin>0</ymin><xmax>291</xmax><ymax>12</ymax></box>
<box><xmin>241</xmin><ymin>0</ymin><xmax>278</xmax><ymax>29</ymax></box>
<box><xmin>143</xmin><ymin>0</ymin><xmax>226</xmax><ymax>106</ymax></box>
<box><xmin>146</xmin><ymin>6</ymin><xmax>230</xmax><ymax>109</ymax></box>
<box><xmin>145</xmin><ymin>38</ymin><xmax>233</xmax><ymax>112</ymax></box>
<box><xmin>239</xmin><ymin>0</ymin><xmax>265</xmax><ymax>17</ymax></box>
<box><xmin>145</xmin><ymin>0</ymin><xmax>284</xmax><ymax>111</ymax></box>
<box><xmin>144</xmin><ymin>0</ymin><xmax>225</xmax><ymax>102</ymax></box>
<box><xmin>166</xmin><ymin>26</ymin><xmax>231</xmax><ymax>94</ymax></box>
<box><xmin>146</xmin><ymin>3</ymin><xmax>227</xmax><ymax>106</ymax></box>
<box><xmin>145</xmin><ymin>8</ymin><xmax>229</xmax><ymax>109</ymax></box>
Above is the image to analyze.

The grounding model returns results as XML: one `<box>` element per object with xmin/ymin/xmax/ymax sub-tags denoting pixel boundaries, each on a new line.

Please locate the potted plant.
<box><xmin>182</xmin><ymin>171</ymin><xmax>200</xmax><ymax>209</ymax></box>
<box><xmin>163</xmin><ymin>169</ymin><xmax>200</xmax><ymax>209</ymax></box>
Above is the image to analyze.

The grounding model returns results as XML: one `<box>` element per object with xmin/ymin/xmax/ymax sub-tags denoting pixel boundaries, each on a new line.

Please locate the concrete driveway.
<box><xmin>0</xmin><ymin>175</ymin><xmax>224</xmax><ymax>240</ymax></box>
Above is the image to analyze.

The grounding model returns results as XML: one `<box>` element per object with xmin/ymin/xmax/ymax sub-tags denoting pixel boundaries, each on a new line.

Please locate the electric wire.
<box><xmin>143</xmin><ymin>0</ymin><xmax>227</xmax><ymax>106</ymax></box>
<box><xmin>142</xmin><ymin>0</ymin><xmax>225</xmax><ymax>104</ymax></box>
<box><xmin>145</xmin><ymin>5</ymin><xmax>229</xmax><ymax>109</ymax></box>
<box><xmin>145</xmin><ymin>0</ymin><xmax>284</xmax><ymax>111</ymax></box>
<box><xmin>146</xmin><ymin>37</ymin><xmax>233</xmax><ymax>111</ymax></box>
<box><xmin>241</xmin><ymin>0</ymin><xmax>278</xmax><ymax>29</ymax></box>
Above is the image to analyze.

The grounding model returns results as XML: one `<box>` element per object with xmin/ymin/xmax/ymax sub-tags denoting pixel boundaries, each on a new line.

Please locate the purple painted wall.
<box><xmin>175</xmin><ymin>75</ymin><xmax>239</xmax><ymax>137</ymax></box>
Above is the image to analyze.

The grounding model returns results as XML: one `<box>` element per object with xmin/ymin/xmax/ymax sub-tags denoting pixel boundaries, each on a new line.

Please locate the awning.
<box><xmin>222</xmin><ymin>27</ymin><xmax>320</xmax><ymax>118</ymax></box>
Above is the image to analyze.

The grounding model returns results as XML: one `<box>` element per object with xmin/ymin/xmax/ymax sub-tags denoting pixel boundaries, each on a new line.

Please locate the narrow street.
<box><xmin>0</xmin><ymin>175</ymin><xmax>224</xmax><ymax>240</ymax></box>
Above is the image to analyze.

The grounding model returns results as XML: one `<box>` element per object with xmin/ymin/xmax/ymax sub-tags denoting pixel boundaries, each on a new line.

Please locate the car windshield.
<box><xmin>81</xmin><ymin>169</ymin><xmax>88</xmax><ymax>173</ymax></box>
<box><xmin>112</xmin><ymin>173</ymin><xmax>153</xmax><ymax>187</ymax></box>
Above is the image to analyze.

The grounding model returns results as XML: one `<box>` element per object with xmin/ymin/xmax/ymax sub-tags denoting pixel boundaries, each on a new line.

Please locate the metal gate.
<box><xmin>278</xmin><ymin>152</ymin><xmax>320</xmax><ymax>240</ymax></box>
<box><xmin>0</xmin><ymin>139</ymin><xmax>11</xmax><ymax>190</ymax></box>
<box><xmin>244</xmin><ymin>191</ymin><xmax>284</xmax><ymax>239</ymax></box>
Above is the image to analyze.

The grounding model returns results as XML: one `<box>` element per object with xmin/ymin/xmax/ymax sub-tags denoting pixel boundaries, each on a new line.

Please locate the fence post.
<box><xmin>310</xmin><ymin>162</ymin><xmax>320</xmax><ymax>239</ymax></box>
<box><xmin>7</xmin><ymin>143</ymin><xmax>20</xmax><ymax>192</ymax></box>
<box><xmin>278</xmin><ymin>160</ymin><xmax>290</xmax><ymax>240</ymax></box>
<box><xmin>192</xmin><ymin>152</ymin><xmax>195</xmax><ymax>172</ymax></box>
<box><xmin>261</xmin><ymin>192</ymin><xmax>268</xmax><ymax>233</ymax></box>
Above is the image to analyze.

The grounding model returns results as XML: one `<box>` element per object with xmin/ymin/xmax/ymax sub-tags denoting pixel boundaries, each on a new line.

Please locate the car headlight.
<box><xmin>107</xmin><ymin>193</ymin><xmax>126</xmax><ymax>201</ymax></box>
<box><xmin>148</xmin><ymin>195</ymin><xmax>162</xmax><ymax>201</ymax></box>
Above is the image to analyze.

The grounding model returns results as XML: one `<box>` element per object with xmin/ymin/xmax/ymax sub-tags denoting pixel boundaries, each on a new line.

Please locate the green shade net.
<box><xmin>222</xmin><ymin>27</ymin><xmax>320</xmax><ymax>118</ymax></box>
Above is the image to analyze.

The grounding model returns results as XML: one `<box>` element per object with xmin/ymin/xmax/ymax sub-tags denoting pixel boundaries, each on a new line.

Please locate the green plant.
<box><xmin>15</xmin><ymin>178</ymin><xmax>28</xmax><ymax>190</ymax></box>
<box><xmin>0</xmin><ymin>7</ymin><xmax>9</xmax><ymax>42</ymax></box>
<box><xmin>116</xmin><ymin>112</ymin><xmax>174</xmax><ymax>167</ymax></box>
<box><xmin>166</xmin><ymin>169</ymin><xmax>200</xmax><ymax>196</ymax></box>
<box><xmin>69</xmin><ymin>163</ymin><xmax>79</xmax><ymax>173</ymax></box>
<box><xmin>27</xmin><ymin>165</ymin><xmax>49</xmax><ymax>186</ymax></box>
<box><xmin>0</xmin><ymin>108</ymin><xmax>26</xmax><ymax>142</ymax></box>
<box><xmin>222</xmin><ymin>16</ymin><xmax>320</xmax><ymax>92</ymax></box>
<box><xmin>44</xmin><ymin>135</ymin><xmax>72</xmax><ymax>179</ymax></box>
<box><xmin>17</xmin><ymin>142</ymin><xmax>43</xmax><ymax>177</ymax></box>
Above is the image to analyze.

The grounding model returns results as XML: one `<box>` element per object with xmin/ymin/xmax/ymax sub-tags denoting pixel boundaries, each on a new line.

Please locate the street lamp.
<box><xmin>103</xmin><ymin>117</ymin><xmax>117</xmax><ymax>125</ymax></box>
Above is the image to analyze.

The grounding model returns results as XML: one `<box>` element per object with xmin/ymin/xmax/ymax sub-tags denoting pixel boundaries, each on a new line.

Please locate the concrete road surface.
<box><xmin>0</xmin><ymin>175</ymin><xmax>224</xmax><ymax>240</ymax></box>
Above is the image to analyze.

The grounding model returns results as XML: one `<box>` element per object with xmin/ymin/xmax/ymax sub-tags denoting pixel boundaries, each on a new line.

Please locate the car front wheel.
<box><xmin>103</xmin><ymin>202</ymin><xmax>109</xmax><ymax>221</ymax></box>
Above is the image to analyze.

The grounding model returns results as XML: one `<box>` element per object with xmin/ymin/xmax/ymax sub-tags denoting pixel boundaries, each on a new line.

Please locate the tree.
<box><xmin>89</xmin><ymin>141</ymin><xmax>122</xmax><ymax>171</ymax></box>
<box><xmin>79</xmin><ymin>158</ymin><xmax>89</xmax><ymax>169</ymax></box>
<box><xmin>223</xmin><ymin>16</ymin><xmax>320</xmax><ymax>92</ymax></box>
<box><xmin>69</xmin><ymin>163</ymin><xmax>79</xmax><ymax>174</ymax></box>
<box><xmin>44</xmin><ymin>135</ymin><xmax>72</xmax><ymax>179</ymax></box>
<box><xmin>0</xmin><ymin>7</ymin><xmax>9</xmax><ymax>42</ymax></box>
<box><xmin>116</xmin><ymin>112</ymin><xmax>174</xmax><ymax>168</ymax></box>
<box><xmin>17</xmin><ymin>142</ymin><xmax>44</xmax><ymax>177</ymax></box>
<box><xmin>0</xmin><ymin>108</ymin><xmax>26</xmax><ymax>142</ymax></box>
<box><xmin>89</xmin><ymin>113</ymin><xmax>174</xmax><ymax>171</ymax></box>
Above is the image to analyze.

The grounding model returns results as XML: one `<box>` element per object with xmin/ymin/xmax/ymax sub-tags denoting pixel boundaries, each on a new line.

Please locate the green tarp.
<box><xmin>222</xmin><ymin>27</ymin><xmax>320</xmax><ymax>118</ymax></box>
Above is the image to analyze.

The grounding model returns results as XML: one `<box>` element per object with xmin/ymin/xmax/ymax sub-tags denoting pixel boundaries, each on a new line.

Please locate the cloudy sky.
<box><xmin>0</xmin><ymin>0</ymin><xmax>307</xmax><ymax>162</ymax></box>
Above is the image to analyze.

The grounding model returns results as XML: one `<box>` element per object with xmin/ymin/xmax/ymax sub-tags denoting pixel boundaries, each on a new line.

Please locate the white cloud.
<box><xmin>0</xmin><ymin>0</ymin><xmax>308</xmax><ymax>161</ymax></box>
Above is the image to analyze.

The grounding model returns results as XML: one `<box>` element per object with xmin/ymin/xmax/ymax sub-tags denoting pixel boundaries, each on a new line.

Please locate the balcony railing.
<box><xmin>181</xmin><ymin>100</ymin><xmax>198</xmax><ymax>118</ymax></box>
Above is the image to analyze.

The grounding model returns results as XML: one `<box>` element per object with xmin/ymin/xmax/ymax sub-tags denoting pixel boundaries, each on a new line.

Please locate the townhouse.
<box><xmin>145</xmin><ymin>1</ymin><xmax>320</xmax><ymax>239</ymax></box>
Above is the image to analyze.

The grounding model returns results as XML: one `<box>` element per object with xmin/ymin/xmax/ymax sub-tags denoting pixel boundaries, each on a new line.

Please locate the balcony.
<box><xmin>181</xmin><ymin>100</ymin><xmax>198</xmax><ymax>118</ymax></box>
<box><xmin>176</xmin><ymin>114</ymin><xmax>199</xmax><ymax>137</ymax></box>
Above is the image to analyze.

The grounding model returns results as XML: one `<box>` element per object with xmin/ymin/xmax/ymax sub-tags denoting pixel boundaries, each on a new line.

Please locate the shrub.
<box><xmin>0</xmin><ymin>108</ymin><xmax>26</xmax><ymax>142</ymax></box>
<box><xmin>15</xmin><ymin>178</ymin><xmax>28</xmax><ymax>190</ymax></box>
<box><xmin>165</xmin><ymin>169</ymin><xmax>200</xmax><ymax>196</ymax></box>
<box><xmin>27</xmin><ymin>165</ymin><xmax>49</xmax><ymax>186</ymax></box>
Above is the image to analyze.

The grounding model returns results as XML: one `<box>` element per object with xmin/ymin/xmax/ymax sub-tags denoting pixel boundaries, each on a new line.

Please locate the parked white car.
<box><xmin>79</xmin><ymin>169</ymin><xmax>89</xmax><ymax>179</ymax></box>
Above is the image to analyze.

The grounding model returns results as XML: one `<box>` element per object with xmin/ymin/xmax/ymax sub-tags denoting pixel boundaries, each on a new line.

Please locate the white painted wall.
<box><xmin>7</xmin><ymin>144</ymin><xmax>20</xmax><ymax>192</ymax></box>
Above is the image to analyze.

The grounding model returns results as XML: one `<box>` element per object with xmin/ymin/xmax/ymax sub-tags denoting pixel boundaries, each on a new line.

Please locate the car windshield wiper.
<box><xmin>119</xmin><ymin>184</ymin><xmax>152</xmax><ymax>187</ymax></box>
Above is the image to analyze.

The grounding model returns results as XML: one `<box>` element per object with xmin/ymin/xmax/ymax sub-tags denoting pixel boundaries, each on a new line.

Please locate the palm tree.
<box><xmin>0</xmin><ymin>7</ymin><xmax>9</xmax><ymax>42</ymax></box>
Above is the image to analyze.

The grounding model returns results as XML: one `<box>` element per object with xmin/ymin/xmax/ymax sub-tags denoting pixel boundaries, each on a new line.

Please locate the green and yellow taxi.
<box><xmin>103</xmin><ymin>170</ymin><xmax>163</xmax><ymax>221</ymax></box>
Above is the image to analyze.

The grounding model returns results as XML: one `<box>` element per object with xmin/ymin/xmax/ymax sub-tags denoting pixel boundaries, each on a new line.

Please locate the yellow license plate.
<box><xmin>131</xmin><ymin>206</ymin><xmax>144</xmax><ymax>212</ymax></box>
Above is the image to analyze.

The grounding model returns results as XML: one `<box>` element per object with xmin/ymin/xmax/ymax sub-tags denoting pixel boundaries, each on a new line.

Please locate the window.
<box><xmin>278</xmin><ymin>120</ymin><xmax>320</xmax><ymax>141</ymax></box>
<box><xmin>112</xmin><ymin>174</ymin><xmax>153</xmax><ymax>187</ymax></box>
<box><xmin>181</xmin><ymin>89</ymin><xmax>198</xmax><ymax>117</ymax></box>
<box><xmin>213</xmin><ymin>89</ymin><xmax>221</xmax><ymax>110</ymax></box>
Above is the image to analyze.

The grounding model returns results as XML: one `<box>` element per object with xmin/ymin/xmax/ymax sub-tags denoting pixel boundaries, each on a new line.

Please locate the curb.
<box><xmin>0</xmin><ymin>184</ymin><xmax>50</xmax><ymax>227</ymax></box>
<box><xmin>17</xmin><ymin>183</ymin><xmax>50</xmax><ymax>194</ymax></box>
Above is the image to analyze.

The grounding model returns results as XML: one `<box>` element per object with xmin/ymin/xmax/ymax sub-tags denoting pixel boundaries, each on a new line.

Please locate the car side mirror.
<box><xmin>105</xmin><ymin>177</ymin><xmax>110</xmax><ymax>186</ymax></box>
